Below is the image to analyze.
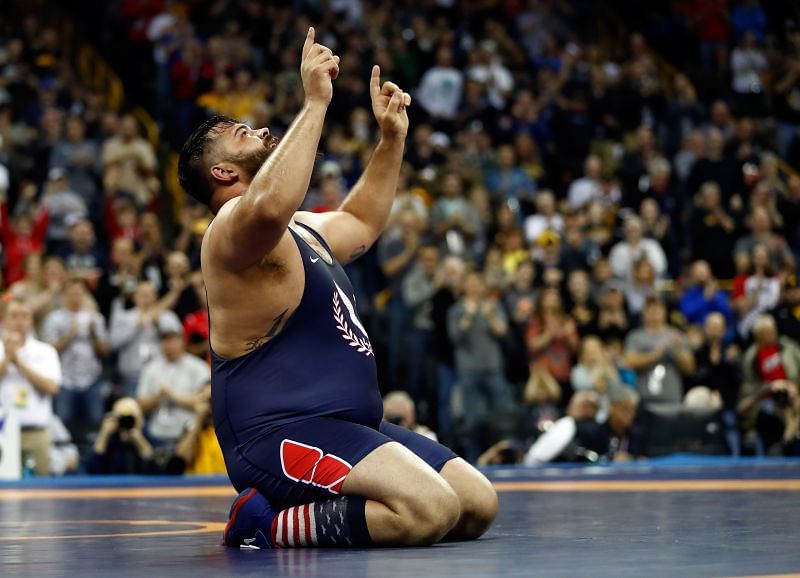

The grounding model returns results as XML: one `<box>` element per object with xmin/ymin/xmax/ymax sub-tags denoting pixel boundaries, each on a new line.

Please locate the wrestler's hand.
<box><xmin>370</xmin><ymin>65</ymin><xmax>410</xmax><ymax>139</ymax></box>
<box><xmin>300</xmin><ymin>27</ymin><xmax>340</xmax><ymax>106</ymax></box>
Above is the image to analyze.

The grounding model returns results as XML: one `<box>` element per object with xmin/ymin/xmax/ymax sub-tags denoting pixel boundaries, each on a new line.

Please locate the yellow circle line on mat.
<box><xmin>0</xmin><ymin>519</ymin><xmax>226</xmax><ymax>541</ymax></box>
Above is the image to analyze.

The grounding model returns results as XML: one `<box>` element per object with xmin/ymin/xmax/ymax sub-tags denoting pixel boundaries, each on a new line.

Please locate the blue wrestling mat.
<box><xmin>2</xmin><ymin>458</ymin><xmax>799</xmax><ymax>578</ymax></box>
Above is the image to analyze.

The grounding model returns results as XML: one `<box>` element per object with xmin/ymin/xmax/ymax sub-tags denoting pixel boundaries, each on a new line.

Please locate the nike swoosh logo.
<box><xmin>243</xmin><ymin>537</ymin><xmax>257</xmax><ymax>545</ymax></box>
<box><xmin>310</xmin><ymin>256</ymin><xmax>320</xmax><ymax>263</ymax></box>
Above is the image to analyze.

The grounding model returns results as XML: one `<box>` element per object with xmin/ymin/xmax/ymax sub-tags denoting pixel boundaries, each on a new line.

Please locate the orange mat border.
<box><xmin>1</xmin><ymin>479</ymin><xmax>799</xmax><ymax>500</ymax></box>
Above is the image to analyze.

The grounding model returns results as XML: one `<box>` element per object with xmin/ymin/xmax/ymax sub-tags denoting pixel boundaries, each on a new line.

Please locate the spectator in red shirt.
<box><xmin>0</xmin><ymin>188</ymin><xmax>49</xmax><ymax>285</ymax></box>
<box><xmin>691</xmin><ymin>0</ymin><xmax>730</xmax><ymax>71</ymax></box>
<box><xmin>526</xmin><ymin>287</ymin><xmax>580</xmax><ymax>402</ymax></box>
<box><xmin>104</xmin><ymin>195</ymin><xmax>141</xmax><ymax>244</ymax></box>
<box><xmin>183</xmin><ymin>272</ymin><xmax>209</xmax><ymax>360</ymax></box>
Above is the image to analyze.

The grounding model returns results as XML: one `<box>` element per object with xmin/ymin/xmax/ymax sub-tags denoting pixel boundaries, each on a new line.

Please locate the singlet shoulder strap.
<box><xmin>294</xmin><ymin>220</ymin><xmax>334</xmax><ymax>254</ymax></box>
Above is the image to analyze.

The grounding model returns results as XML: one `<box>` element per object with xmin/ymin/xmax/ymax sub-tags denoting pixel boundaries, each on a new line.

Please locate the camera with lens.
<box><xmin>117</xmin><ymin>414</ymin><xmax>136</xmax><ymax>430</ymax></box>
<box><xmin>773</xmin><ymin>388</ymin><xmax>791</xmax><ymax>409</ymax></box>
<box><xmin>386</xmin><ymin>414</ymin><xmax>405</xmax><ymax>426</ymax></box>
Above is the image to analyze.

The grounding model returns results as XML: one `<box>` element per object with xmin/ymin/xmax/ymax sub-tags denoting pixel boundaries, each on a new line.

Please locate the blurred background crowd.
<box><xmin>1</xmin><ymin>0</ymin><xmax>800</xmax><ymax>476</ymax></box>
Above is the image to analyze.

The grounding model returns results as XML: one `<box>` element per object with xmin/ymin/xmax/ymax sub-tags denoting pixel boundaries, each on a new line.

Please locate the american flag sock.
<box><xmin>270</xmin><ymin>496</ymin><xmax>371</xmax><ymax>547</ymax></box>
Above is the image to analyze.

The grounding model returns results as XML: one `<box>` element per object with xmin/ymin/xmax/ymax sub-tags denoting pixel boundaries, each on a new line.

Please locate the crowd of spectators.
<box><xmin>2</xmin><ymin>0</ymin><xmax>800</xmax><ymax>475</ymax></box>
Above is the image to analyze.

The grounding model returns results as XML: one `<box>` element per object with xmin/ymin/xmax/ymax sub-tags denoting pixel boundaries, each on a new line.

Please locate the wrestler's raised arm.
<box><xmin>207</xmin><ymin>28</ymin><xmax>339</xmax><ymax>271</ymax></box>
<box><xmin>296</xmin><ymin>65</ymin><xmax>410</xmax><ymax>265</ymax></box>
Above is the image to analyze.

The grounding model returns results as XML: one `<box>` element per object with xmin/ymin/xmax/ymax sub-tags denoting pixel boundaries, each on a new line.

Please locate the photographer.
<box><xmin>771</xmin><ymin>381</ymin><xmax>800</xmax><ymax>456</ymax></box>
<box><xmin>738</xmin><ymin>379</ymin><xmax>800</xmax><ymax>456</ymax></box>
<box><xmin>739</xmin><ymin>315</ymin><xmax>800</xmax><ymax>454</ymax></box>
<box><xmin>382</xmin><ymin>390</ymin><xmax>437</xmax><ymax>441</ymax></box>
<box><xmin>523</xmin><ymin>388</ymin><xmax>643</xmax><ymax>465</ymax></box>
<box><xmin>86</xmin><ymin>397</ymin><xmax>154</xmax><ymax>474</ymax></box>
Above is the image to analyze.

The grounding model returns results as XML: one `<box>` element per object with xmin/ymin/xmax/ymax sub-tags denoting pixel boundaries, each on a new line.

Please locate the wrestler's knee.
<box><xmin>457</xmin><ymin>479</ymin><xmax>498</xmax><ymax>540</ymax></box>
<box><xmin>390</xmin><ymin>477</ymin><xmax>460</xmax><ymax>545</ymax></box>
<box><xmin>440</xmin><ymin>458</ymin><xmax>498</xmax><ymax>540</ymax></box>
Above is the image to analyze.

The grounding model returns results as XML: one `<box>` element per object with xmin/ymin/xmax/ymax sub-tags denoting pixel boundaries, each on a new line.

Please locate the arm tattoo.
<box><xmin>346</xmin><ymin>245</ymin><xmax>367</xmax><ymax>264</ymax></box>
<box><xmin>245</xmin><ymin>308</ymin><xmax>289</xmax><ymax>351</ymax></box>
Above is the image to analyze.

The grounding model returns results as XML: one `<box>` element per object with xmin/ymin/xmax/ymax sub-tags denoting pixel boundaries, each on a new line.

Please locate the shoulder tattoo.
<box><xmin>346</xmin><ymin>245</ymin><xmax>367</xmax><ymax>264</ymax></box>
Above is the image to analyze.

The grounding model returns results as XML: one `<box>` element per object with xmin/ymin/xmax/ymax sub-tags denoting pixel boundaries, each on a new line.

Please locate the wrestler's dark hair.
<box><xmin>178</xmin><ymin>115</ymin><xmax>237</xmax><ymax>207</ymax></box>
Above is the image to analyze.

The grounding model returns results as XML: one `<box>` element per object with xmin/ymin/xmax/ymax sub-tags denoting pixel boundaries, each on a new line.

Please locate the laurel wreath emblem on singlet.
<box><xmin>332</xmin><ymin>291</ymin><xmax>373</xmax><ymax>357</ymax></box>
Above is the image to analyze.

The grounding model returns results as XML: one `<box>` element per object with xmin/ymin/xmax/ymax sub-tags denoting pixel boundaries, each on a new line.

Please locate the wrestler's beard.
<box><xmin>228</xmin><ymin>135</ymin><xmax>280</xmax><ymax>180</ymax></box>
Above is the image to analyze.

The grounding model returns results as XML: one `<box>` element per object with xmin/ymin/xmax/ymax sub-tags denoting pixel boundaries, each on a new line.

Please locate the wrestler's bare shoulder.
<box><xmin>201</xmin><ymin>199</ymin><xmax>305</xmax><ymax>357</ymax></box>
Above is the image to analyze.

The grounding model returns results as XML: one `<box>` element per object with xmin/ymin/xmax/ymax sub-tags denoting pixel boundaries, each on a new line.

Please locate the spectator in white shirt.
<box><xmin>730</xmin><ymin>31</ymin><xmax>767</xmax><ymax>116</ymax></box>
<box><xmin>567</xmin><ymin>155</ymin><xmax>620</xmax><ymax>210</ymax></box>
<box><xmin>136</xmin><ymin>327</ymin><xmax>210</xmax><ymax>447</ymax></box>
<box><xmin>523</xmin><ymin>190</ymin><xmax>564</xmax><ymax>245</ymax></box>
<box><xmin>609</xmin><ymin>215</ymin><xmax>668</xmax><ymax>282</ymax></box>
<box><xmin>467</xmin><ymin>40</ymin><xmax>513</xmax><ymax>110</ymax></box>
<box><xmin>0</xmin><ymin>299</ymin><xmax>61</xmax><ymax>476</ymax></box>
<box><xmin>416</xmin><ymin>46</ymin><xmax>464</xmax><ymax>123</ymax></box>
<box><xmin>567</xmin><ymin>155</ymin><xmax>603</xmax><ymax>209</ymax></box>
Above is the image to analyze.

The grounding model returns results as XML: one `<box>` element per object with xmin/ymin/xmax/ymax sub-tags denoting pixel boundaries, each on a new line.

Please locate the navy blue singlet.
<box><xmin>211</xmin><ymin>223</ymin><xmax>383</xmax><ymax>451</ymax></box>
